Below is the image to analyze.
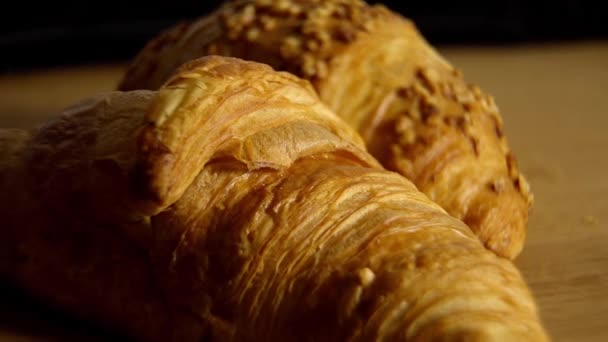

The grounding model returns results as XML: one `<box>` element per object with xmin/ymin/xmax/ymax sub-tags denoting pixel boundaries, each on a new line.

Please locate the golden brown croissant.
<box><xmin>1</xmin><ymin>57</ymin><xmax>547</xmax><ymax>341</ymax></box>
<box><xmin>119</xmin><ymin>0</ymin><xmax>533</xmax><ymax>259</ymax></box>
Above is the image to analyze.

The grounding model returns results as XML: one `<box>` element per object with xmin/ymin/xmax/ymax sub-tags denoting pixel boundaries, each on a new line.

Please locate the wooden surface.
<box><xmin>0</xmin><ymin>42</ymin><xmax>607</xmax><ymax>341</ymax></box>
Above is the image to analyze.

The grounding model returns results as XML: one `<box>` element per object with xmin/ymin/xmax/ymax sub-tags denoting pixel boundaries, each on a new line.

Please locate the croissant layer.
<box><xmin>1</xmin><ymin>57</ymin><xmax>546</xmax><ymax>341</ymax></box>
<box><xmin>119</xmin><ymin>0</ymin><xmax>532</xmax><ymax>259</ymax></box>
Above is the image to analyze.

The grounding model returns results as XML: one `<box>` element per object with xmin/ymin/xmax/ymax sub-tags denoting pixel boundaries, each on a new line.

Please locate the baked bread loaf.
<box><xmin>1</xmin><ymin>57</ymin><xmax>546</xmax><ymax>341</ymax></box>
<box><xmin>119</xmin><ymin>0</ymin><xmax>533</xmax><ymax>259</ymax></box>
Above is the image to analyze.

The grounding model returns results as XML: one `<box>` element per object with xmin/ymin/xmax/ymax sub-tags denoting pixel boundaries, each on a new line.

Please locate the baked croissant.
<box><xmin>119</xmin><ymin>0</ymin><xmax>533</xmax><ymax>259</ymax></box>
<box><xmin>1</xmin><ymin>57</ymin><xmax>546</xmax><ymax>341</ymax></box>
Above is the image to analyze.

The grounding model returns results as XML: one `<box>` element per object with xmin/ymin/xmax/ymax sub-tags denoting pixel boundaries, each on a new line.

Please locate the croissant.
<box><xmin>1</xmin><ymin>57</ymin><xmax>546</xmax><ymax>341</ymax></box>
<box><xmin>119</xmin><ymin>0</ymin><xmax>533</xmax><ymax>259</ymax></box>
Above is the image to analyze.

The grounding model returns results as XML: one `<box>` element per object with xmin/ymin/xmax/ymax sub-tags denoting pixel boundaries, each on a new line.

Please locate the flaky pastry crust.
<box><xmin>119</xmin><ymin>0</ymin><xmax>533</xmax><ymax>259</ymax></box>
<box><xmin>2</xmin><ymin>57</ymin><xmax>546</xmax><ymax>341</ymax></box>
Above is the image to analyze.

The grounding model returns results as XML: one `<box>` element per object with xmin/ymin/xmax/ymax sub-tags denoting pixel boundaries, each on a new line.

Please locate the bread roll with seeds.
<box><xmin>119</xmin><ymin>0</ymin><xmax>533</xmax><ymax>259</ymax></box>
<box><xmin>1</xmin><ymin>57</ymin><xmax>547</xmax><ymax>341</ymax></box>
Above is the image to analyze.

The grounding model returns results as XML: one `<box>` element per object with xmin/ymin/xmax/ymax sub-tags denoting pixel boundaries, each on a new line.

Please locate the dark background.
<box><xmin>0</xmin><ymin>0</ymin><xmax>607</xmax><ymax>71</ymax></box>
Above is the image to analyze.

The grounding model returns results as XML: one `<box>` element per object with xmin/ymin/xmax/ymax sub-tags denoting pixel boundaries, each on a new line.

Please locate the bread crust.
<box><xmin>119</xmin><ymin>0</ymin><xmax>533</xmax><ymax>259</ymax></box>
<box><xmin>2</xmin><ymin>57</ymin><xmax>546</xmax><ymax>341</ymax></box>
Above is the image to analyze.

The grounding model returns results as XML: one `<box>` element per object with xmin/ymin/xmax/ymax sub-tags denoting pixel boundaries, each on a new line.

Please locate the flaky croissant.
<box><xmin>1</xmin><ymin>57</ymin><xmax>546</xmax><ymax>341</ymax></box>
<box><xmin>119</xmin><ymin>0</ymin><xmax>533</xmax><ymax>259</ymax></box>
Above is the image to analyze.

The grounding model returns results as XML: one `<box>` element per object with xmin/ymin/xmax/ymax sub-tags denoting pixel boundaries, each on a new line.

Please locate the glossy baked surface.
<box><xmin>119</xmin><ymin>0</ymin><xmax>532</xmax><ymax>259</ymax></box>
<box><xmin>0</xmin><ymin>42</ymin><xmax>606</xmax><ymax>342</ymax></box>
<box><xmin>0</xmin><ymin>57</ymin><xmax>546</xmax><ymax>341</ymax></box>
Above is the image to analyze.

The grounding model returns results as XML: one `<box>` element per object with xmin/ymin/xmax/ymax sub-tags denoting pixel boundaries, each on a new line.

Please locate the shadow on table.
<box><xmin>0</xmin><ymin>281</ymin><xmax>128</xmax><ymax>341</ymax></box>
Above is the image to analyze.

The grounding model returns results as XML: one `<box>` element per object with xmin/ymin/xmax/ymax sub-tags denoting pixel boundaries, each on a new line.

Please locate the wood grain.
<box><xmin>0</xmin><ymin>42</ymin><xmax>607</xmax><ymax>341</ymax></box>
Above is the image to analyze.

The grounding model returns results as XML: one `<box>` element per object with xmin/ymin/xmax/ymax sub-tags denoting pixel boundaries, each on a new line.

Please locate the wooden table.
<box><xmin>1</xmin><ymin>42</ymin><xmax>607</xmax><ymax>341</ymax></box>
